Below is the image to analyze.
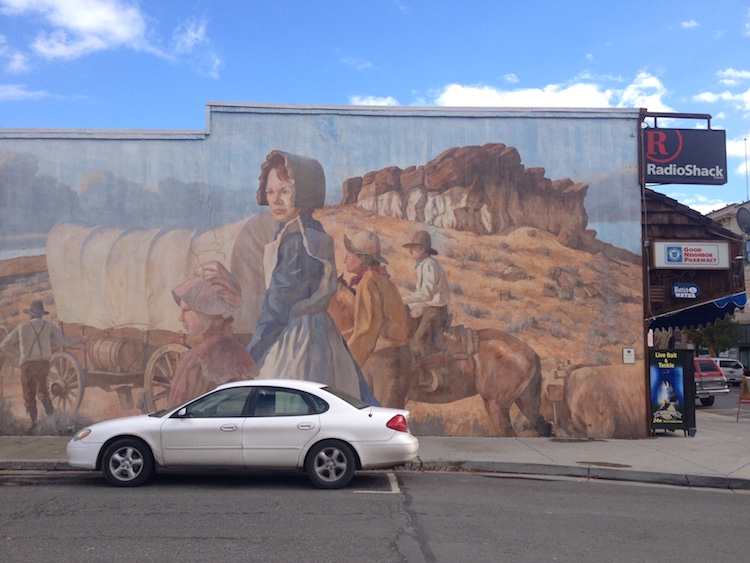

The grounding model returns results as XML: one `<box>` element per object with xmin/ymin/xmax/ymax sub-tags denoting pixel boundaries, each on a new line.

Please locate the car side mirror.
<box><xmin>174</xmin><ymin>407</ymin><xmax>188</xmax><ymax>418</ymax></box>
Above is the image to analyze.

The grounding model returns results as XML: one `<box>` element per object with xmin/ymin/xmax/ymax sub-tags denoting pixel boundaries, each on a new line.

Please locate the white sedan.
<box><xmin>67</xmin><ymin>379</ymin><xmax>419</xmax><ymax>489</ymax></box>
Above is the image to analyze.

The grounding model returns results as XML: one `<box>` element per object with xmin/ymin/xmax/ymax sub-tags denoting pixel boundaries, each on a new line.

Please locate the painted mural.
<box><xmin>0</xmin><ymin>105</ymin><xmax>647</xmax><ymax>438</ymax></box>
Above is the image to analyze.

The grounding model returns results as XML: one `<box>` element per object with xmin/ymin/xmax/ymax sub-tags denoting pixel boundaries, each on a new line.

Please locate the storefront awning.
<box><xmin>647</xmin><ymin>291</ymin><xmax>747</xmax><ymax>330</ymax></box>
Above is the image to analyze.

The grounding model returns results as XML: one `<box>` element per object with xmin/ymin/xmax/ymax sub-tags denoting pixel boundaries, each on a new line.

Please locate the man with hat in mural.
<box><xmin>403</xmin><ymin>230</ymin><xmax>451</xmax><ymax>389</ymax></box>
<box><xmin>343</xmin><ymin>230</ymin><xmax>411</xmax><ymax>408</ymax></box>
<box><xmin>0</xmin><ymin>300</ymin><xmax>88</xmax><ymax>433</ymax></box>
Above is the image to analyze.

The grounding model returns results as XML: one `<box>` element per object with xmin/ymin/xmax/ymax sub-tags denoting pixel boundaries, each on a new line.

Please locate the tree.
<box><xmin>684</xmin><ymin>317</ymin><xmax>741</xmax><ymax>357</ymax></box>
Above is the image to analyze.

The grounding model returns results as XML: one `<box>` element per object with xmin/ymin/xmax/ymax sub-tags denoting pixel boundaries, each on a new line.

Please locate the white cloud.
<box><xmin>433</xmin><ymin>82</ymin><xmax>613</xmax><ymax>108</ymax></box>
<box><xmin>0</xmin><ymin>0</ymin><xmax>148</xmax><ymax>59</ymax></box>
<box><xmin>342</xmin><ymin>56</ymin><xmax>375</xmax><ymax>72</ymax></box>
<box><xmin>0</xmin><ymin>0</ymin><xmax>221</xmax><ymax>76</ymax></box>
<box><xmin>349</xmin><ymin>95</ymin><xmax>399</xmax><ymax>106</ymax></box>
<box><xmin>429</xmin><ymin>72</ymin><xmax>670</xmax><ymax>111</ymax></box>
<box><xmin>351</xmin><ymin>72</ymin><xmax>672</xmax><ymax>115</ymax></box>
<box><xmin>503</xmin><ymin>73</ymin><xmax>519</xmax><ymax>84</ymax></box>
<box><xmin>681</xmin><ymin>20</ymin><xmax>700</xmax><ymax>29</ymax></box>
<box><xmin>694</xmin><ymin>87</ymin><xmax>750</xmax><ymax>111</ymax></box>
<box><xmin>670</xmin><ymin>192</ymin><xmax>729</xmax><ymax>214</ymax></box>
<box><xmin>171</xmin><ymin>18</ymin><xmax>222</xmax><ymax>78</ymax></box>
<box><xmin>617</xmin><ymin>72</ymin><xmax>673</xmax><ymax>111</ymax></box>
<box><xmin>6</xmin><ymin>50</ymin><xmax>28</xmax><ymax>72</ymax></box>
<box><xmin>717</xmin><ymin>68</ymin><xmax>750</xmax><ymax>87</ymax></box>
<box><xmin>727</xmin><ymin>136</ymin><xmax>750</xmax><ymax>158</ymax></box>
<box><xmin>693</xmin><ymin>91</ymin><xmax>722</xmax><ymax>103</ymax></box>
<box><xmin>172</xmin><ymin>18</ymin><xmax>207</xmax><ymax>54</ymax></box>
<box><xmin>0</xmin><ymin>83</ymin><xmax>48</xmax><ymax>100</ymax></box>
<box><xmin>0</xmin><ymin>33</ymin><xmax>28</xmax><ymax>72</ymax></box>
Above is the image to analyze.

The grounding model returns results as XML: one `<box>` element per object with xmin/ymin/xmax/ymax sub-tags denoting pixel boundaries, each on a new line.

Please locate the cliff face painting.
<box><xmin>0</xmin><ymin>105</ymin><xmax>646</xmax><ymax>438</ymax></box>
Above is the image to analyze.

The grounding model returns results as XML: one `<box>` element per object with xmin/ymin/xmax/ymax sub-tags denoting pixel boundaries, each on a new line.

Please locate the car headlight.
<box><xmin>73</xmin><ymin>428</ymin><xmax>92</xmax><ymax>441</ymax></box>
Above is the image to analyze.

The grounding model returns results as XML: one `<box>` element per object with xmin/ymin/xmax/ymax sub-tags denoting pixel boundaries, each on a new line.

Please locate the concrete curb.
<box><xmin>405</xmin><ymin>459</ymin><xmax>750</xmax><ymax>491</ymax></box>
<box><xmin>0</xmin><ymin>460</ymin><xmax>79</xmax><ymax>471</ymax></box>
<box><xmin>4</xmin><ymin>458</ymin><xmax>750</xmax><ymax>491</ymax></box>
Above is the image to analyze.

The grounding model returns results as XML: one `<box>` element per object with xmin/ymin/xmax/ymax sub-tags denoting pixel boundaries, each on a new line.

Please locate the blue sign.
<box><xmin>666</xmin><ymin>246</ymin><xmax>683</xmax><ymax>263</ymax></box>
<box><xmin>672</xmin><ymin>283</ymin><xmax>700</xmax><ymax>299</ymax></box>
<box><xmin>649</xmin><ymin>349</ymin><xmax>696</xmax><ymax>435</ymax></box>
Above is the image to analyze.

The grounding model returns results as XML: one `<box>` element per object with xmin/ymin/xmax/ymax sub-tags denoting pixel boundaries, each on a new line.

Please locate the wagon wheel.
<box><xmin>48</xmin><ymin>351</ymin><xmax>86</xmax><ymax>414</ymax></box>
<box><xmin>143</xmin><ymin>343</ymin><xmax>187</xmax><ymax>412</ymax></box>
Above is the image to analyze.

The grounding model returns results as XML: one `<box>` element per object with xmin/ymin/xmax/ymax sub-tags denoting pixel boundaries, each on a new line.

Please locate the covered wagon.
<box><xmin>44</xmin><ymin>213</ymin><xmax>277</xmax><ymax>414</ymax></box>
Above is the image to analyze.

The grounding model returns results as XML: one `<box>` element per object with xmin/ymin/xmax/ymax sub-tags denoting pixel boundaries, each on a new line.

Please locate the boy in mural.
<box><xmin>0</xmin><ymin>300</ymin><xmax>88</xmax><ymax>433</ymax></box>
<box><xmin>343</xmin><ymin>230</ymin><xmax>411</xmax><ymax>408</ymax></box>
<box><xmin>167</xmin><ymin>261</ymin><xmax>258</xmax><ymax>408</ymax></box>
<box><xmin>247</xmin><ymin>150</ymin><xmax>376</xmax><ymax>403</ymax></box>
<box><xmin>403</xmin><ymin>230</ymin><xmax>451</xmax><ymax>389</ymax></box>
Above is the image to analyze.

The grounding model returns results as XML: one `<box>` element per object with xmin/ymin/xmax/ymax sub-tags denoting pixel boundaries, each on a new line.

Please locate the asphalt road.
<box><xmin>2</xmin><ymin>469</ymin><xmax>749</xmax><ymax>562</ymax></box>
<box><xmin>699</xmin><ymin>382</ymin><xmax>744</xmax><ymax>415</ymax></box>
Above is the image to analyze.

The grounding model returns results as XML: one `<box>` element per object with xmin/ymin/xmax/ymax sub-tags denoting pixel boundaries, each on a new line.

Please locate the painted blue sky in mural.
<box><xmin>1</xmin><ymin>0</ymin><xmax>749</xmax><ymax>213</ymax></box>
<box><xmin>0</xmin><ymin>105</ymin><xmax>643</xmax><ymax>257</ymax></box>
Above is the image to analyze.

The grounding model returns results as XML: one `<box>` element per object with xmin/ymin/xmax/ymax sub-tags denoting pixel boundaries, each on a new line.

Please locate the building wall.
<box><xmin>708</xmin><ymin>202</ymin><xmax>750</xmax><ymax>368</ymax></box>
<box><xmin>0</xmin><ymin>104</ymin><xmax>648</xmax><ymax>438</ymax></box>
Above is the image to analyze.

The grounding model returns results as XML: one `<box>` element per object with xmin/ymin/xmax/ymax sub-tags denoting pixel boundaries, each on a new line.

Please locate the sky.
<box><xmin>1</xmin><ymin>0</ymin><xmax>750</xmax><ymax>215</ymax></box>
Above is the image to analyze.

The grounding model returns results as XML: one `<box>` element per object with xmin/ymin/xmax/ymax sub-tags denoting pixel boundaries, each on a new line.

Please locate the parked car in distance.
<box><xmin>693</xmin><ymin>358</ymin><xmax>729</xmax><ymax>406</ymax></box>
<box><xmin>67</xmin><ymin>379</ymin><xmax>419</xmax><ymax>489</ymax></box>
<box><xmin>708</xmin><ymin>357</ymin><xmax>746</xmax><ymax>386</ymax></box>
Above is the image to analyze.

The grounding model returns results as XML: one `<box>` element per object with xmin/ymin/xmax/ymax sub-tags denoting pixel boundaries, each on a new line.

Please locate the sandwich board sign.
<box><xmin>737</xmin><ymin>376</ymin><xmax>750</xmax><ymax>422</ymax></box>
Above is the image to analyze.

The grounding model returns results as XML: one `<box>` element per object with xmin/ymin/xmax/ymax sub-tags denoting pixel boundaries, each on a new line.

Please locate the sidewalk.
<box><xmin>2</xmin><ymin>408</ymin><xmax>749</xmax><ymax>490</ymax></box>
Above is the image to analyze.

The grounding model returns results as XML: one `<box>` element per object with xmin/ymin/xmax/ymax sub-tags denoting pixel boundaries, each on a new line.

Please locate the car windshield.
<box><xmin>322</xmin><ymin>386</ymin><xmax>370</xmax><ymax>409</ymax></box>
<box><xmin>696</xmin><ymin>360</ymin><xmax>720</xmax><ymax>373</ymax></box>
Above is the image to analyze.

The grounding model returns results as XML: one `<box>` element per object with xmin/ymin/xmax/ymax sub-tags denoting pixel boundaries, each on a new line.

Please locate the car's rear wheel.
<box><xmin>305</xmin><ymin>440</ymin><xmax>356</xmax><ymax>489</ymax></box>
<box><xmin>101</xmin><ymin>438</ymin><xmax>154</xmax><ymax>487</ymax></box>
<box><xmin>699</xmin><ymin>396</ymin><xmax>715</xmax><ymax>407</ymax></box>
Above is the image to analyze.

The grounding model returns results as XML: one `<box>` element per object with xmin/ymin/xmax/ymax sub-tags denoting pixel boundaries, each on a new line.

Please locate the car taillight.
<box><xmin>386</xmin><ymin>414</ymin><xmax>409</xmax><ymax>432</ymax></box>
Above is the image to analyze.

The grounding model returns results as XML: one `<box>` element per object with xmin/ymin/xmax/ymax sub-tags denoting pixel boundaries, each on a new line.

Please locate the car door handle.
<box><xmin>297</xmin><ymin>422</ymin><xmax>315</xmax><ymax>430</ymax></box>
<box><xmin>220</xmin><ymin>424</ymin><xmax>238</xmax><ymax>432</ymax></box>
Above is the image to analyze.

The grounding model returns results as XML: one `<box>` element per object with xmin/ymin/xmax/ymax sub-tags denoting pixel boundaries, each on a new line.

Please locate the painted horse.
<box><xmin>328</xmin><ymin>276</ymin><xmax>551</xmax><ymax>437</ymax></box>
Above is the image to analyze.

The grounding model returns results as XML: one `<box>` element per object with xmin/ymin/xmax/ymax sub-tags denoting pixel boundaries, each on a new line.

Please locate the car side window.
<box><xmin>184</xmin><ymin>387</ymin><xmax>253</xmax><ymax>418</ymax></box>
<box><xmin>252</xmin><ymin>388</ymin><xmax>315</xmax><ymax>417</ymax></box>
<box><xmin>308</xmin><ymin>393</ymin><xmax>329</xmax><ymax>414</ymax></box>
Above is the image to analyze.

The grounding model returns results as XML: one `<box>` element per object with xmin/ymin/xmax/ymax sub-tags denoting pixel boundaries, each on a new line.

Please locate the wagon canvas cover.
<box><xmin>46</xmin><ymin>213</ymin><xmax>277</xmax><ymax>334</ymax></box>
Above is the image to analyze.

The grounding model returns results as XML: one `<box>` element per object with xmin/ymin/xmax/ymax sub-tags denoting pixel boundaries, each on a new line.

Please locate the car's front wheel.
<box><xmin>101</xmin><ymin>438</ymin><xmax>154</xmax><ymax>487</ymax></box>
<box><xmin>699</xmin><ymin>396</ymin><xmax>715</xmax><ymax>407</ymax></box>
<box><xmin>305</xmin><ymin>440</ymin><xmax>356</xmax><ymax>489</ymax></box>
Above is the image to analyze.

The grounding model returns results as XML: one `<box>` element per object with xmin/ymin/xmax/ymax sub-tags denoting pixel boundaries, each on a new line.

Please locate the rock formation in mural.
<box><xmin>341</xmin><ymin>143</ymin><xmax>636</xmax><ymax>264</ymax></box>
<box><xmin>342</xmin><ymin>143</ymin><xmax>587</xmax><ymax>239</ymax></box>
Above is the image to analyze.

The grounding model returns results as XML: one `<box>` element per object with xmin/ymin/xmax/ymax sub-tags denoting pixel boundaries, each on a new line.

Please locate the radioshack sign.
<box><xmin>644</xmin><ymin>128</ymin><xmax>727</xmax><ymax>185</ymax></box>
<box><xmin>653</xmin><ymin>241</ymin><xmax>729</xmax><ymax>269</ymax></box>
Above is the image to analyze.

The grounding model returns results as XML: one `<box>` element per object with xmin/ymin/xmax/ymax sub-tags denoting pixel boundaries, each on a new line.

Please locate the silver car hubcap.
<box><xmin>313</xmin><ymin>447</ymin><xmax>346</xmax><ymax>482</ymax></box>
<box><xmin>109</xmin><ymin>446</ymin><xmax>144</xmax><ymax>481</ymax></box>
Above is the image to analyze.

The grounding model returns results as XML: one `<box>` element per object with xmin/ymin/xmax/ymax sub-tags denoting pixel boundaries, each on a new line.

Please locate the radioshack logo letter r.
<box><xmin>647</xmin><ymin>131</ymin><xmax>668</xmax><ymax>158</ymax></box>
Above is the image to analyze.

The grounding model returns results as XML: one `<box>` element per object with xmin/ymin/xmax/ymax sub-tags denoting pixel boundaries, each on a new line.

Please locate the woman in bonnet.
<box><xmin>167</xmin><ymin>261</ymin><xmax>258</xmax><ymax>408</ymax></box>
<box><xmin>247</xmin><ymin>150</ymin><xmax>375</xmax><ymax>403</ymax></box>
